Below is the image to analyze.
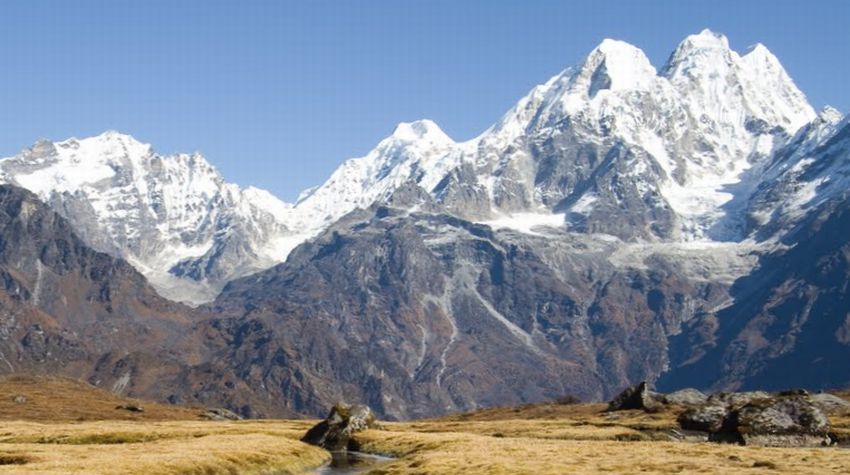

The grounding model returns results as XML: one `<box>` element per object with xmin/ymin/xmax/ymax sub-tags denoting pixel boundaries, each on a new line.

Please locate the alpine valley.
<box><xmin>0</xmin><ymin>30</ymin><xmax>848</xmax><ymax>419</ymax></box>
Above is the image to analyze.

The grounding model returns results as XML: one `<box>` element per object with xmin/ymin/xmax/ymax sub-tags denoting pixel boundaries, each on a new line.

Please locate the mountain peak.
<box><xmin>99</xmin><ymin>129</ymin><xmax>135</xmax><ymax>139</ymax></box>
<box><xmin>48</xmin><ymin>130</ymin><xmax>152</xmax><ymax>161</ymax></box>
<box><xmin>744</xmin><ymin>42</ymin><xmax>771</xmax><ymax>57</ymax></box>
<box><xmin>592</xmin><ymin>38</ymin><xmax>642</xmax><ymax>56</ymax></box>
<box><xmin>580</xmin><ymin>38</ymin><xmax>656</xmax><ymax>95</ymax></box>
<box><xmin>818</xmin><ymin>106</ymin><xmax>844</xmax><ymax>124</ymax></box>
<box><xmin>688</xmin><ymin>29</ymin><xmax>730</xmax><ymax>49</ymax></box>
<box><xmin>741</xmin><ymin>42</ymin><xmax>784</xmax><ymax>71</ymax></box>
<box><xmin>661</xmin><ymin>29</ymin><xmax>732</xmax><ymax>77</ymax></box>
<box><xmin>85</xmin><ymin>130</ymin><xmax>147</xmax><ymax>148</ymax></box>
<box><xmin>391</xmin><ymin>119</ymin><xmax>452</xmax><ymax>144</ymax></box>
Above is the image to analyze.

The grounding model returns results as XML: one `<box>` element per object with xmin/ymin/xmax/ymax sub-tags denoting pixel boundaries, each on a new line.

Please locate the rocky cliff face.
<box><xmin>0</xmin><ymin>184</ymin><xmax>185</xmax><ymax>391</ymax></box>
<box><xmin>0</xmin><ymin>184</ymin><xmax>299</xmax><ymax>418</ymax></box>
<box><xmin>661</xmin><ymin>121</ymin><xmax>850</xmax><ymax>389</ymax></box>
<box><xmin>210</xmin><ymin>198</ymin><xmax>746</xmax><ymax>418</ymax></box>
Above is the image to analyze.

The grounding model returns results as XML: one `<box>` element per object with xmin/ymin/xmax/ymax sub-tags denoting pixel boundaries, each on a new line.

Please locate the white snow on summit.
<box><xmin>292</xmin><ymin>119</ymin><xmax>463</xmax><ymax>228</ymax></box>
<box><xmin>0</xmin><ymin>131</ymin><xmax>298</xmax><ymax>305</ymax></box>
<box><xmin>0</xmin><ymin>30</ymin><xmax>835</xmax><ymax>304</ymax></box>
<box><xmin>297</xmin><ymin>30</ymin><xmax>817</xmax><ymax>242</ymax></box>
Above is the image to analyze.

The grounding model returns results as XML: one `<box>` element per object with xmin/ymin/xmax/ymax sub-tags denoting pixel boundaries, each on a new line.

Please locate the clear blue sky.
<box><xmin>1</xmin><ymin>0</ymin><xmax>847</xmax><ymax>201</ymax></box>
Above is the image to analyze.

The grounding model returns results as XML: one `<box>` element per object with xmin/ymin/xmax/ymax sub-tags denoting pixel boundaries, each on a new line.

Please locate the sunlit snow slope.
<box><xmin>2</xmin><ymin>30</ymin><xmax>844</xmax><ymax>305</ymax></box>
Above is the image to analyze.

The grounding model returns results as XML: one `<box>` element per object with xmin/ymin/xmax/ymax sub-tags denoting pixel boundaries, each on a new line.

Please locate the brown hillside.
<box><xmin>0</xmin><ymin>375</ymin><xmax>204</xmax><ymax>421</ymax></box>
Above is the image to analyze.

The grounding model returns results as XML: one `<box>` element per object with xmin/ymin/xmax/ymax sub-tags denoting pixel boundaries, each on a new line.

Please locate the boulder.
<box><xmin>607</xmin><ymin>382</ymin><xmax>663</xmax><ymax>412</ymax></box>
<box><xmin>811</xmin><ymin>393</ymin><xmax>850</xmax><ymax>414</ymax></box>
<box><xmin>12</xmin><ymin>395</ymin><xmax>27</xmax><ymax>404</ymax></box>
<box><xmin>706</xmin><ymin>391</ymin><xmax>771</xmax><ymax>408</ymax></box>
<box><xmin>663</xmin><ymin>388</ymin><xmax>708</xmax><ymax>406</ymax></box>
<box><xmin>203</xmin><ymin>407</ymin><xmax>243</xmax><ymax>421</ymax></box>
<box><xmin>735</xmin><ymin>395</ymin><xmax>829</xmax><ymax>435</ymax></box>
<box><xmin>302</xmin><ymin>403</ymin><xmax>376</xmax><ymax>451</ymax></box>
<box><xmin>678</xmin><ymin>404</ymin><xmax>727</xmax><ymax>432</ymax></box>
<box><xmin>677</xmin><ymin>392</ymin><xmax>832</xmax><ymax>447</ymax></box>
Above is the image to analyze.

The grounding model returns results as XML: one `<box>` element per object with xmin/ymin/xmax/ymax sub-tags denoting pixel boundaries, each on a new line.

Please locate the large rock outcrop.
<box><xmin>302</xmin><ymin>403</ymin><xmax>377</xmax><ymax>451</ymax></box>
<box><xmin>607</xmin><ymin>382</ymin><xmax>663</xmax><ymax>412</ymax></box>
<box><xmin>678</xmin><ymin>392</ymin><xmax>832</xmax><ymax>447</ymax></box>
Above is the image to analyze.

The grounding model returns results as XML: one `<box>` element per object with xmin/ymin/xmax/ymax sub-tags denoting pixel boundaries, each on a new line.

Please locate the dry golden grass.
<box><xmin>357</xmin><ymin>428</ymin><xmax>850</xmax><ymax>474</ymax></box>
<box><xmin>3</xmin><ymin>415</ymin><xmax>850</xmax><ymax>475</ymax></box>
<box><xmin>0</xmin><ymin>420</ymin><xmax>326</xmax><ymax>475</ymax></box>
<box><xmin>393</xmin><ymin>419</ymin><xmax>655</xmax><ymax>442</ymax></box>
<box><xmin>432</xmin><ymin>401</ymin><xmax>610</xmax><ymax>421</ymax></box>
<box><xmin>0</xmin><ymin>376</ymin><xmax>330</xmax><ymax>474</ymax></box>
<box><xmin>1</xmin><ymin>376</ymin><xmax>849</xmax><ymax>474</ymax></box>
<box><xmin>353</xmin><ymin>398</ymin><xmax>850</xmax><ymax>474</ymax></box>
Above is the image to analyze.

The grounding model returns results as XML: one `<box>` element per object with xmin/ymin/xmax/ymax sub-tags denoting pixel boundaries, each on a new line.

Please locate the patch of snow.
<box><xmin>422</xmin><ymin>284</ymin><xmax>457</xmax><ymax>390</ymax></box>
<box><xmin>607</xmin><ymin>239</ymin><xmax>767</xmax><ymax>284</ymax></box>
<box><xmin>480</xmin><ymin>212</ymin><xmax>565</xmax><ymax>236</ymax></box>
<box><xmin>570</xmin><ymin>194</ymin><xmax>598</xmax><ymax>214</ymax></box>
<box><xmin>111</xmin><ymin>371</ymin><xmax>131</xmax><ymax>395</ymax></box>
<box><xmin>32</xmin><ymin>259</ymin><xmax>44</xmax><ymax>307</ymax></box>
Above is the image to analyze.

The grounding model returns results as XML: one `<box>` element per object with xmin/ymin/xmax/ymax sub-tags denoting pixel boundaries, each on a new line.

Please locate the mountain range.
<box><xmin>0</xmin><ymin>30</ymin><xmax>848</xmax><ymax>418</ymax></box>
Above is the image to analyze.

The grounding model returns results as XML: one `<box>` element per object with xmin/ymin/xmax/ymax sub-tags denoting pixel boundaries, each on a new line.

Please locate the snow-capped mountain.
<box><xmin>0</xmin><ymin>131</ymin><xmax>302</xmax><ymax>304</ymax></box>
<box><xmin>203</xmin><ymin>30</ymin><xmax>850</xmax><ymax>417</ymax></box>
<box><xmin>744</xmin><ymin>108</ymin><xmax>850</xmax><ymax>239</ymax></box>
<box><xmin>0</xmin><ymin>30</ymin><xmax>848</xmax><ymax>418</ymax></box>
<box><xmin>0</xmin><ymin>30</ymin><xmax>839</xmax><ymax>309</ymax></box>
<box><xmin>293</xmin><ymin>30</ymin><xmax>816</xmax><ymax>243</ymax></box>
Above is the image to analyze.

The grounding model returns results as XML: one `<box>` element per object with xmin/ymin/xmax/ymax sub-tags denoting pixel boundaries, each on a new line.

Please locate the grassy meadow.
<box><xmin>1</xmin><ymin>376</ymin><xmax>850</xmax><ymax>474</ymax></box>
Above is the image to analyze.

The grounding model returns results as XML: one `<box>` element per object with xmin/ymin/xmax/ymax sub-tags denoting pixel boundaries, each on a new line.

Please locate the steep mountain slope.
<box><xmin>0</xmin><ymin>184</ymin><xmax>298</xmax><ymax>418</ymax></box>
<box><xmin>0</xmin><ymin>132</ymin><xmax>302</xmax><ymax>305</ymax></box>
<box><xmin>212</xmin><ymin>197</ymin><xmax>749</xmax><ymax>418</ymax></box>
<box><xmin>659</xmin><ymin>118</ymin><xmax>850</xmax><ymax>392</ymax></box>
<box><xmin>0</xmin><ymin>184</ymin><xmax>188</xmax><ymax>390</ymax></box>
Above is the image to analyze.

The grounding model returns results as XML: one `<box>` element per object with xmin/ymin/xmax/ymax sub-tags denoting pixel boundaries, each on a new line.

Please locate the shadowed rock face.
<box><xmin>302</xmin><ymin>403</ymin><xmax>376</xmax><ymax>451</ymax></box>
<box><xmin>209</xmin><ymin>202</ymin><xmax>728</xmax><ymax>419</ymax></box>
<box><xmin>0</xmin><ymin>185</ymin><xmax>299</xmax><ymax>418</ymax></box>
<box><xmin>607</xmin><ymin>382</ymin><xmax>663</xmax><ymax>412</ymax></box>
<box><xmin>659</xmin><ymin>193</ymin><xmax>850</xmax><ymax>393</ymax></box>
<box><xmin>0</xmin><ymin>185</ymin><xmax>187</xmax><ymax>378</ymax></box>
<box><xmin>204</xmin><ymin>189</ymin><xmax>850</xmax><ymax>418</ymax></box>
<box><xmin>1</xmin><ymin>174</ymin><xmax>849</xmax><ymax>421</ymax></box>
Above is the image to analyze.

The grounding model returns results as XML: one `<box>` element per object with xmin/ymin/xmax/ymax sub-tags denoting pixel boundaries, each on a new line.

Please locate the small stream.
<box><xmin>312</xmin><ymin>451</ymin><xmax>395</xmax><ymax>474</ymax></box>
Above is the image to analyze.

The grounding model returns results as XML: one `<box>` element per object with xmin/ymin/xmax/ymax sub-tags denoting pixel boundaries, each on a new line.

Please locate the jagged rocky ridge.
<box><xmin>0</xmin><ymin>30</ymin><xmax>848</xmax><ymax>418</ymax></box>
